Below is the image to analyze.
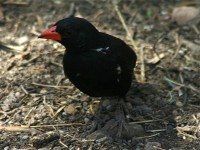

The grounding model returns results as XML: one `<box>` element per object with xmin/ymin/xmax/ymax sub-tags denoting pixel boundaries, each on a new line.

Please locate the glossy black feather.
<box><xmin>55</xmin><ymin>17</ymin><xmax>137</xmax><ymax>97</ymax></box>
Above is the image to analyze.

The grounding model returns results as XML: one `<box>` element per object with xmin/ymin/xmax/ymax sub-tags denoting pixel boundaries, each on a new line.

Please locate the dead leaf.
<box><xmin>64</xmin><ymin>104</ymin><xmax>77</xmax><ymax>114</ymax></box>
<box><xmin>146</xmin><ymin>53</ymin><xmax>165</xmax><ymax>64</ymax></box>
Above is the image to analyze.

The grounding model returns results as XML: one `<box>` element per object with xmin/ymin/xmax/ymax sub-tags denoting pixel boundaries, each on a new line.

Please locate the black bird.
<box><xmin>39</xmin><ymin>17</ymin><xmax>137</xmax><ymax>136</ymax></box>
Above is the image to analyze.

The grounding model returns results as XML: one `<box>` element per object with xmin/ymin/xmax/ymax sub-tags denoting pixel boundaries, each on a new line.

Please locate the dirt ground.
<box><xmin>0</xmin><ymin>0</ymin><xmax>200</xmax><ymax>149</ymax></box>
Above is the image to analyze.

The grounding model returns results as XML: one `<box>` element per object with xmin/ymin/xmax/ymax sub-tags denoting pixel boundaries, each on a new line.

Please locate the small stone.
<box><xmin>15</xmin><ymin>36</ymin><xmax>28</xmax><ymax>45</ymax></box>
<box><xmin>171</xmin><ymin>6</ymin><xmax>200</xmax><ymax>26</ymax></box>
<box><xmin>32</xmin><ymin>131</ymin><xmax>60</xmax><ymax>149</ymax></box>
<box><xmin>68</xmin><ymin>99</ymin><xmax>73</xmax><ymax>103</ymax></box>
<box><xmin>21</xmin><ymin>135</ymin><xmax>29</xmax><ymax>140</ymax></box>
<box><xmin>122</xmin><ymin>124</ymin><xmax>145</xmax><ymax>140</ymax></box>
<box><xmin>144</xmin><ymin>142</ymin><xmax>161</xmax><ymax>150</ymax></box>
<box><xmin>148</xmin><ymin>94</ymin><xmax>155</xmax><ymax>100</ymax></box>
<box><xmin>40</xmin><ymin>89</ymin><xmax>47</xmax><ymax>94</ymax></box>
<box><xmin>134</xmin><ymin>105</ymin><xmax>152</xmax><ymax>116</ymax></box>
<box><xmin>154</xmin><ymin>97</ymin><xmax>161</xmax><ymax>101</ymax></box>
<box><xmin>102</xmin><ymin>100</ymin><xmax>111</xmax><ymax>108</ymax></box>
<box><xmin>4</xmin><ymin>146</ymin><xmax>9</xmax><ymax>150</ymax></box>
<box><xmin>60</xmin><ymin>98</ymin><xmax>69</xmax><ymax>105</ymax></box>
<box><xmin>82</xmin><ymin>142</ymin><xmax>89</xmax><ymax>148</ymax></box>
<box><xmin>125</xmin><ymin>102</ymin><xmax>133</xmax><ymax>110</ymax></box>
<box><xmin>64</xmin><ymin>104</ymin><xmax>78</xmax><ymax>114</ymax></box>
<box><xmin>53</xmin><ymin>146</ymin><xmax>62</xmax><ymax>150</ymax></box>
<box><xmin>75</xmin><ymin>103</ymin><xmax>82</xmax><ymax>110</ymax></box>
<box><xmin>86</xmin><ymin>110</ymin><xmax>90</xmax><ymax>114</ymax></box>
<box><xmin>63</xmin><ymin>79</ymin><xmax>70</xmax><ymax>84</ymax></box>
<box><xmin>83</xmin><ymin>102</ymin><xmax>88</xmax><ymax>107</ymax></box>
<box><xmin>143</xmin><ymin>24</ymin><xmax>154</xmax><ymax>32</ymax></box>
<box><xmin>196</xmin><ymin>131</ymin><xmax>200</xmax><ymax>138</ymax></box>
<box><xmin>84</xmin><ymin>117</ymin><xmax>90</xmax><ymax>123</ymax></box>
<box><xmin>176</xmin><ymin>101</ymin><xmax>183</xmax><ymax>107</ymax></box>
<box><xmin>15</xmin><ymin>92</ymin><xmax>21</xmax><ymax>98</ymax></box>
<box><xmin>81</xmin><ymin>109</ymin><xmax>85</xmax><ymax>114</ymax></box>
<box><xmin>44</xmin><ymin>74</ymin><xmax>51</xmax><ymax>79</ymax></box>
<box><xmin>55</xmin><ymin>75</ymin><xmax>64</xmax><ymax>82</ymax></box>
<box><xmin>35</xmin><ymin>114</ymin><xmax>43</xmax><ymax>119</ymax></box>
<box><xmin>196</xmin><ymin>113</ymin><xmax>200</xmax><ymax>119</ymax></box>
<box><xmin>33</xmin><ymin>97</ymin><xmax>40</xmax><ymax>101</ymax></box>
<box><xmin>172</xmin><ymin>110</ymin><xmax>178</xmax><ymax>116</ymax></box>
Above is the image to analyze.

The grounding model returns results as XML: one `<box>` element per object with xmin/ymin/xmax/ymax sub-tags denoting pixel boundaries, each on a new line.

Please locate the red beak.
<box><xmin>38</xmin><ymin>26</ymin><xmax>61</xmax><ymax>41</ymax></box>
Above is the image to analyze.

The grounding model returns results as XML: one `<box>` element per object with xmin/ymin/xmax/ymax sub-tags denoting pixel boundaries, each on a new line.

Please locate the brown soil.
<box><xmin>0</xmin><ymin>0</ymin><xmax>199</xmax><ymax>149</ymax></box>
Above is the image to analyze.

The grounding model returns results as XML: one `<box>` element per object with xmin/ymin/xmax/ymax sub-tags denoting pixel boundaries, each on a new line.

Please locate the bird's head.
<box><xmin>39</xmin><ymin>17</ymin><xmax>99</xmax><ymax>51</ymax></box>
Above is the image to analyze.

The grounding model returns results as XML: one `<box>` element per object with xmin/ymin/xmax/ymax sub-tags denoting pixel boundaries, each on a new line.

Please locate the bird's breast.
<box><xmin>62</xmin><ymin>51</ymin><xmax>124</xmax><ymax>97</ymax></box>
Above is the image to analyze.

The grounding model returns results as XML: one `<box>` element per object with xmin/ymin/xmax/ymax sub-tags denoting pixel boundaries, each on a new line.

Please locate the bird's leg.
<box><xmin>120</xmin><ymin>97</ymin><xmax>130</xmax><ymax>117</ymax></box>
<box><xmin>111</xmin><ymin>97</ymin><xmax>129</xmax><ymax>137</ymax></box>
<box><xmin>88</xmin><ymin>100</ymin><xmax>104</xmax><ymax>133</ymax></box>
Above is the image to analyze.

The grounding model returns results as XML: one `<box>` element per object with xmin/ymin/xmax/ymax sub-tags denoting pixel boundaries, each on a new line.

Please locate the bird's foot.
<box><xmin>87</xmin><ymin>116</ymin><xmax>104</xmax><ymax>133</ymax></box>
<box><xmin>110</xmin><ymin>100</ymin><xmax>129</xmax><ymax>137</ymax></box>
<box><xmin>87</xmin><ymin>98</ymin><xmax>130</xmax><ymax>138</ymax></box>
<box><xmin>87</xmin><ymin>100</ymin><xmax>109</xmax><ymax>133</ymax></box>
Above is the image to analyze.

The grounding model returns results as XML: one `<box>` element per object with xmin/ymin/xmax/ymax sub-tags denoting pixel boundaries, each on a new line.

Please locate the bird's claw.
<box><xmin>110</xmin><ymin>103</ymin><xmax>129</xmax><ymax>137</ymax></box>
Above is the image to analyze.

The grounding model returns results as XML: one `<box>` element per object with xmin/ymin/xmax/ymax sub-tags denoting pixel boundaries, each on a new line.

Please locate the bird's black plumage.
<box><xmin>39</xmin><ymin>17</ymin><xmax>137</xmax><ymax>98</ymax></box>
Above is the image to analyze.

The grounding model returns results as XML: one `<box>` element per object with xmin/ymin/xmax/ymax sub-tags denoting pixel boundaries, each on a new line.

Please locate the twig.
<box><xmin>50</xmin><ymin>61</ymin><xmax>63</xmax><ymax>68</ymax></box>
<box><xmin>176</xmin><ymin>126</ymin><xmax>200</xmax><ymax>132</ymax></box>
<box><xmin>146</xmin><ymin>129</ymin><xmax>167</xmax><ymax>133</ymax></box>
<box><xmin>129</xmin><ymin>119</ymin><xmax>162</xmax><ymax>124</ymax></box>
<box><xmin>113</xmin><ymin>2</ymin><xmax>145</xmax><ymax>81</ymax></box>
<box><xmin>3</xmin><ymin>1</ymin><xmax>29</xmax><ymax>5</ymax></box>
<box><xmin>89</xmin><ymin>104</ymin><xmax>95</xmax><ymax>114</ymax></box>
<box><xmin>0</xmin><ymin>126</ymin><xmax>37</xmax><ymax>132</ymax></box>
<box><xmin>64</xmin><ymin>134</ymin><xmax>95</xmax><ymax>143</ymax></box>
<box><xmin>66</xmin><ymin>2</ymin><xmax>76</xmax><ymax>17</ymax></box>
<box><xmin>0</xmin><ymin>123</ymin><xmax>84</xmax><ymax>132</ymax></box>
<box><xmin>177</xmin><ymin>131</ymin><xmax>197</xmax><ymax>140</ymax></box>
<box><xmin>147</xmin><ymin>53</ymin><xmax>165</xmax><ymax>64</ymax></box>
<box><xmin>20</xmin><ymin>85</ymin><xmax>29</xmax><ymax>94</ymax></box>
<box><xmin>0</xmin><ymin>42</ymin><xmax>19</xmax><ymax>53</ymax></box>
<box><xmin>152</xmin><ymin>33</ymin><xmax>166</xmax><ymax>59</ymax></box>
<box><xmin>53</xmin><ymin>106</ymin><xmax>66</xmax><ymax>118</ymax></box>
<box><xmin>23</xmin><ymin>123</ymin><xmax>85</xmax><ymax>128</ymax></box>
<box><xmin>153</xmin><ymin>147</ymin><xmax>165</xmax><ymax>150</ymax></box>
<box><xmin>21</xmin><ymin>55</ymin><xmax>40</xmax><ymax>66</ymax></box>
<box><xmin>23</xmin><ymin>107</ymin><xmax>35</xmax><ymax>122</ymax></box>
<box><xmin>134</xmin><ymin>133</ymin><xmax>160</xmax><ymax>139</ymax></box>
<box><xmin>189</xmin><ymin>104</ymin><xmax>200</xmax><ymax>108</ymax></box>
<box><xmin>113</xmin><ymin>1</ymin><xmax>137</xmax><ymax>50</ymax></box>
<box><xmin>192</xmin><ymin>25</ymin><xmax>200</xmax><ymax>35</ymax></box>
<box><xmin>170</xmin><ymin>33</ymin><xmax>181</xmax><ymax>63</ymax></box>
<box><xmin>163</xmin><ymin>76</ymin><xmax>200</xmax><ymax>93</ymax></box>
<box><xmin>59</xmin><ymin>140</ymin><xmax>69</xmax><ymax>148</ymax></box>
<box><xmin>32</xmin><ymin>82</ymin><xmax>73</xmax><ymax>89</ymax></box>
<box><xmin>140</xmin><ymin>46</ymin><xmax>145</xmax><ymax>82</ymax></box>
